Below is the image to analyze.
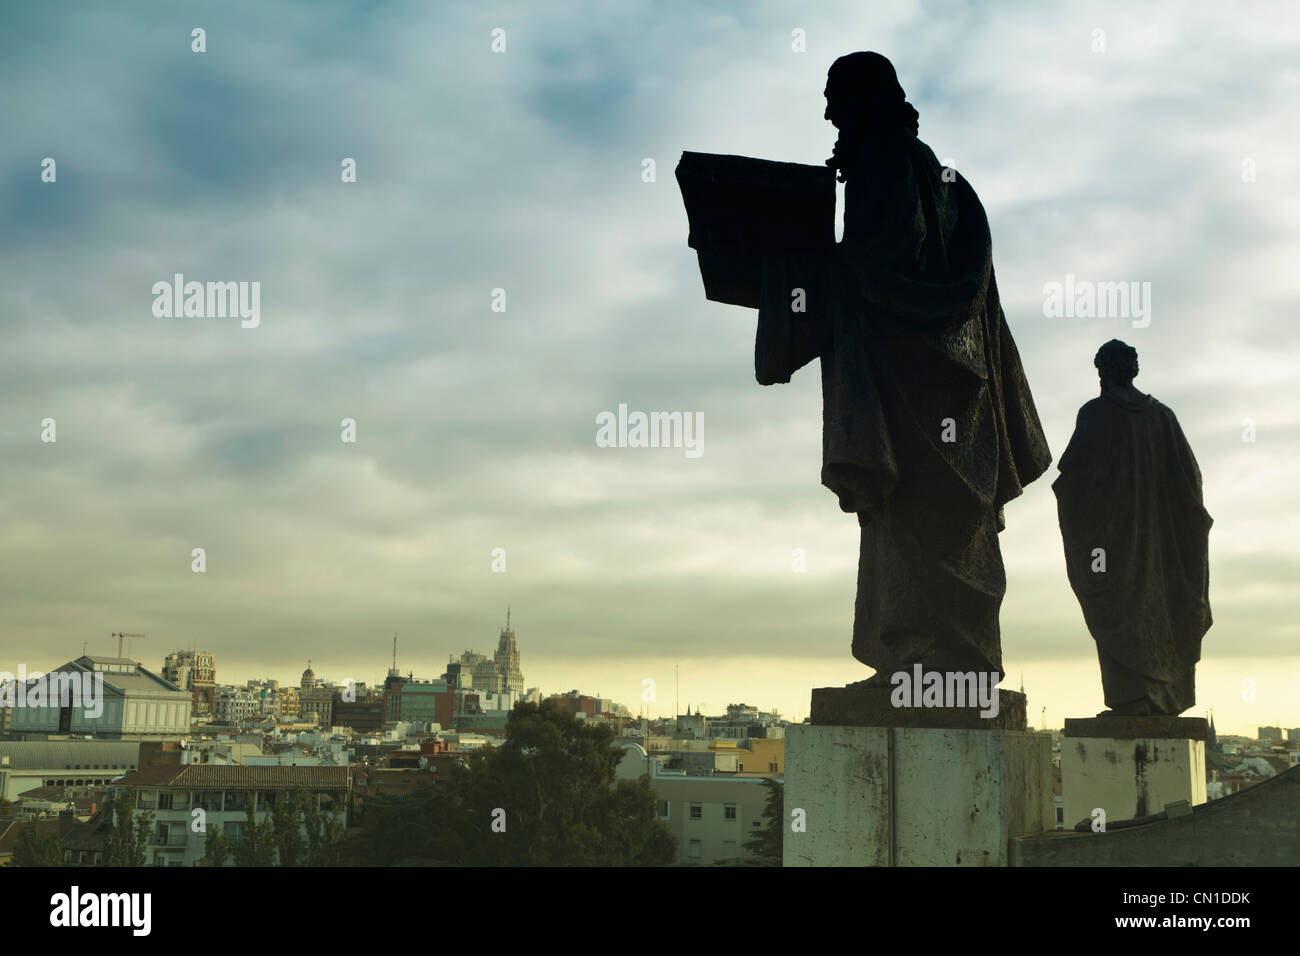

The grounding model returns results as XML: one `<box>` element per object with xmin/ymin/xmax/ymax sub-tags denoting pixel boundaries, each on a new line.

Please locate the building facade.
<box><xmin>161</xmin><ymin>650</ymin><xmax>216</xmax><ymax>718</ymax></box>
<box><xmin>109</xmin><ymin>764</ymin><xmax>351</xmax><ymax>866</ymax></box>
<box><xmin>6</xmin><ymin>657</ymin><xmax>191</xmax><ymax>738</ymax></box>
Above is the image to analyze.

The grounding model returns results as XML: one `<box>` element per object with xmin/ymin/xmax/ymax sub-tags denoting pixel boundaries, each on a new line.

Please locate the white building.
<box><xmin>214</xmin><ymin>686</ymin><xmax>260</xmax><ymax>725</ymax></box>
<box><xmin>0</xmin><ymin>741</ymin><xmax>144</xmax><ymax>800</ymax></box>
<box><xmin>113</xmin><ymin>764</ymin><xmax>351</xmax><ymax>866</ymax></box>
<box><xmin>6</xmin><ymin>656</ymin><xmax>190</xmax><ymax>738</ymax></box>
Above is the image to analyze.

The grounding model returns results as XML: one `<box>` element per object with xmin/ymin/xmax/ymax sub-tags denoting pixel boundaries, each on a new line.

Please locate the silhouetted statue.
<box><xmin>1053</xmin><ymin>340</ymin><xmax>1212</xmax><ymax>716</ymax></box>
<box><xmin>690</xmin><ymin>51</ymin><xmax>1052</xmax><ymax>685</ymax></box>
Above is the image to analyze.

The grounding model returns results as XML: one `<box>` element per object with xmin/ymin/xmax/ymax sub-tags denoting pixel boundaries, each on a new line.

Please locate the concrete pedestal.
<box><xmin>783</xmin><ymin>724</ymin><xmax>1053</xmax><ymax>866</ymax></box>
<box><xmin>1061</xmin><ymin>716</ymin><xmax>1207</xmax><ymax>829</ymax></box>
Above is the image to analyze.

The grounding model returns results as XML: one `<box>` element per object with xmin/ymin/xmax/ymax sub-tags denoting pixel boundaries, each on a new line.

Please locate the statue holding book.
<box><xmin>678</xmin><ymin>52</ymin><xmax>1052</xmax><ymax>686</ymax></box>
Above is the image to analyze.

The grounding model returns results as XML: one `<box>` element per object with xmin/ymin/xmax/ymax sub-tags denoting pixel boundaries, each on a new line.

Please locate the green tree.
<box><xmin>12</xmin><ymin>824</ymin><xmax>64</xmax><ymax>867</ymax></box>
<box><xmin>269</xmin><ymin>790</ymin><xmax>304</xmax><ymax>866</ymax></box>
<box><xmin>229</xmin><ymin>792</ymin><xmax>276</xmax><ymax>866</ymax></box>
<box><xmin>105</xmin><ymin>787</ymin><xmax>153</xmax><ymax>867</ymax></box>
<box><xmin>200</xmin><ymin>824</ymin><xmax>231</xmax><ymax>867</ymax></box>
<box><xmin>340</xmin><ymin>700</ymin><xmax>676</xmax><ymax>866</ymax></box>
<box><xmin>211</xmin><ymin>788</ymin><xmax>346</xmax><ymax>866</ymax></box>
<box><xmin>741</xmin><ymin>777</ymin><xmax>783</xmax><ymax>865</ymax></box>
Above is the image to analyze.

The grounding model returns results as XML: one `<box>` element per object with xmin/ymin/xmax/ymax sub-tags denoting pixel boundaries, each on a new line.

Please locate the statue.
<box><xmin>681</xmin><ymin>52</ymin><xmax>1052</xmax><ymax>687</ymax></box>
<box><xmin>1053</xmin><ymin>340</ymin><xmax>1212</xmax><ymax>716</ymax></box>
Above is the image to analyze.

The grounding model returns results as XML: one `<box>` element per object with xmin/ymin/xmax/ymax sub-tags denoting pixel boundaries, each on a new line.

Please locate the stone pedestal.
<box><xmin>783</xmin><ymin>719</ymin><xmax>1054</xmax><ymax>866</ymax></box>
<box><xmin>1060</xmin><ymin>716</ymin><xmax>1207</xmax><ymax>829</ymax></box>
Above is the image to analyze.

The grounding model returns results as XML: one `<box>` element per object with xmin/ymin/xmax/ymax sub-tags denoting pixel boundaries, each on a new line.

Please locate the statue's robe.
<box><xmin>755</xmin><ymin>131</ymin><xmax>1052</xmax><ymax>680</ymax></box>
<box><xmin>1052</xmin><ymin>390</ymin><xmax>1212</xmax><ymax>715</ymax></box>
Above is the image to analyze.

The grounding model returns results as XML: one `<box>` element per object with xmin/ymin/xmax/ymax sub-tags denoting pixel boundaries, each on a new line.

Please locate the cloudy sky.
<box><xmin>2</xmin><ymin>0</ymin><xmax>1297</xmax><ymax>734</ymax></box>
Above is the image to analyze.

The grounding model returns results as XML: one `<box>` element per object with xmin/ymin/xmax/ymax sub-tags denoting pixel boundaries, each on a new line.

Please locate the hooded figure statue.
<box><xmin>756</xmin><ymin>52</ymin><xmax>1052</xmax><ymax>684</ymax></box>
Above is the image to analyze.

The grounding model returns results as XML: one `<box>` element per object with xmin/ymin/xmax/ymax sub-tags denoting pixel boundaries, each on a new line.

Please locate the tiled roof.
<box><xmin>114</xmin><ymin>764</ymin><xmax>351</xmax><ymax>790</ymax></box>
<box><xmin>16</xmin><ymin>785</ymin><xmax>73</xmax><ymax>801</ymax></box>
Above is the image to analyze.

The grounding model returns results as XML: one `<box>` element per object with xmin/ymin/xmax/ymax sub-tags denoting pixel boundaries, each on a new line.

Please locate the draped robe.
<box><xmin>1053</xmin><ymin>389</ymin><xmax>1212</xmax><ymax>715</ymax></box>
<box><xmin>755</xmin><ymin>131</ymin><xmax>1052</xmax><ymax>680</ymax></box>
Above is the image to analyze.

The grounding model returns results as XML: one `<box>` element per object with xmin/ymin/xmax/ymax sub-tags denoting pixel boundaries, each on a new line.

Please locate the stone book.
<box><xmin>675</xmin><ymin>151</ymin><xmax>835</xmax><ymax>309</ymax></box>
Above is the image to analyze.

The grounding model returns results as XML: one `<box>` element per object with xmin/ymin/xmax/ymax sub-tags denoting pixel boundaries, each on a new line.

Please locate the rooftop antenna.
<box><xmin>392</xmin><ymin>633</ymin><xmax>397</xmax><ymax>672</ymax></box>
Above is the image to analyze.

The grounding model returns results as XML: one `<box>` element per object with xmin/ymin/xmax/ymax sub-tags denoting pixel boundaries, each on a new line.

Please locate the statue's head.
<box><xmin>1094</xmin><ymin>339</ymin><xmax>1139</xmax><ymax>387</ymax></box>
<box><xmin>823</xmin><ymin>52</ymin><xmax>919</xmax><ymax>136</ymax></box>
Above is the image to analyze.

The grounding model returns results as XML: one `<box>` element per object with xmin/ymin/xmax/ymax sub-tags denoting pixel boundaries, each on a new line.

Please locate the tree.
<box><xmin>200</xmin><ymin>824</ymin><xmax>231</xmax><ymax>867</ymax></box>
<box><xmin>229</xmin><ymin>792</ymin><xmax>276</xmax><ymax>866</ymax></box>
<box><xmin>208</xmin><ymin>788</ymin><xmax>345</xmax><ymax>866</ymax></box>
<box><xmin>269</xmin><ymin>791</ymin><xmax>304</xmax><ymax>866</ymax></box>
<box><xmin>105</xmin><ymin>787</ymin><xmax>153</xmax><ymax>867</ymax></box>
<box><xmin>741</xmin><ymin>777</ymin><xmax>783</xmax><ymax>865</ymax></box>
<box><xmin>340</xmin><ymin>700</ymin><xmax>676</xmax><ymax>866</ymax></box>
<box><xmin>12</xmin><ymin>824</ymin><xmax>64</xmax><ymax>867</ymax></box>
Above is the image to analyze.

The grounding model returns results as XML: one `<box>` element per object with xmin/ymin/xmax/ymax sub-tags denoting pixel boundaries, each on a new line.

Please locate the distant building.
<box><xmin>1258</xmin><ymin>726</ymin><xmax>1284</xmax><ymax>745</ymax></box>
<box><xmin>444</xmin><ymin>612</ymin><xmax>526</xmax><ymax>696</ymax></box>
<box><xmin>277</xmin><ymin>686</ymin><xmax>299</xmax><ymax>720</ymax></box>
<box><xmin>297</xmin><ymin>663</ymin><xmax>334</xmax><ymax>727</ymax></box>
<box><xmin>161</xmin><ymin>650</ymin><xmax>216</xmax><ymax>718</ymax></box>
<box><xmin>213</xmin><ymin>686</ymin><xmax>258</xmax><ymax>723</ymax></box>
<box><xmin>6</xmin><ymin>657</ymin><xmax>190</xmax><ymax>739</ymax></box>
<box><xmin>548</xmin><ymin>690</ymin><xmax>598</xmax><ymax>718</ymax></box>
<box><xmin>617</xmin><ymin>743</ymin><xmax>776</xmax><ymax>864</ymax></box>
<box><xmin>333</xmin><ymin>692</ymin><xmax>385</xmax><ymax>734</ymax></box>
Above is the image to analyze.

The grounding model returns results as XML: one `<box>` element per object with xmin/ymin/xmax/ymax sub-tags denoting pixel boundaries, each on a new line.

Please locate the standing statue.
<box><xmin>752</xmin><ymin>52</ymin><xmax>1052</xmax><ymax>685</ymax></box>
<box><xmin>1053</xmin><ymin>340</ymin><xmax>1212</xmax><ymax>716</ymax></box>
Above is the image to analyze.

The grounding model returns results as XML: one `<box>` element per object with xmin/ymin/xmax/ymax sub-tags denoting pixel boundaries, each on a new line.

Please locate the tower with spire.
<box><xmin>493</xmin><ymin>607</ymin><xmax>525</xmax><ymax>695</ymax></box>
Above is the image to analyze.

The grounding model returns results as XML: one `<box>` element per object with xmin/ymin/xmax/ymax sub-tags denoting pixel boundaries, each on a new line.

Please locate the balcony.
<box><xmin>148</xmin><ymin>832</ymin><xmax>189</xmax><ymax>847</ymax></box>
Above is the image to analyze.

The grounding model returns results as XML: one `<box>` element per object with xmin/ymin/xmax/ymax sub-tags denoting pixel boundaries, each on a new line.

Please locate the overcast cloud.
<box><xmin>2</xmin><ymin>0</ymin><xmax>1297</xmax><ymax>732</ymax></box>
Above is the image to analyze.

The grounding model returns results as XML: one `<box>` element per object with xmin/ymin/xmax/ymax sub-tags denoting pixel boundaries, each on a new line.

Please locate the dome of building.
<box><xmin>301</xmin><ymin>663</ymin><xmax>316</xmax><ymax>689</ymax></box>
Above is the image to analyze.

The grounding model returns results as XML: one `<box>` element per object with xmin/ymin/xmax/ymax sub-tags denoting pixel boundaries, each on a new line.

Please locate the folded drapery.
<box><xmin>756</xmin><ymin>132</ymin><xmax>1052</xmax><ymax>678</ymax></box>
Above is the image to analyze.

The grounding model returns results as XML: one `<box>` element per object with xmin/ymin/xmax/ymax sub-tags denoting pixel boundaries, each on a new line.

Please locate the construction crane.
<box><xmin>110</xmin><ymin>632</ymin><xmax>146</xmax><ymax>658</ymax></box>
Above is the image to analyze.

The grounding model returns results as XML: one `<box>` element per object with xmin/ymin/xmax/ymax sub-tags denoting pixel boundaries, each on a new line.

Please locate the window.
<box><xmin>688</xmin><ymin>839</ymin><xmax>702</xmax><ymax>859</ymax></box>
<box><xmin>689</xmin><ymin>802</ymin><xmax>702</xmax><ymax>820</ymax></box>
<box><xmin>656</xmin><ymin>800</ymin><xmax>670</xmax><ymax>819</ymax></box>
<box><xmin>1055</xmin><ymin>806</ymin><xmax>1064</xmax><ymax>825</ymax></box>
<box><xmin>224</xmin><ymin>791</ymin><xmax>249</xmax><ymax>811</ymax></box>
<box><xmin>222</xmin><ymin>821</ymin><xmax>245</xmax><ymax>840</ymax></box>
<box><xmin>724</xmin><ymin>803</ymin><xmax>737</xmax><ymax>821</ymax></box>
<box><xmin>769</xmin><ymin>762</ymin><xmax>779</xmax><ymax>772</ymax></box>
